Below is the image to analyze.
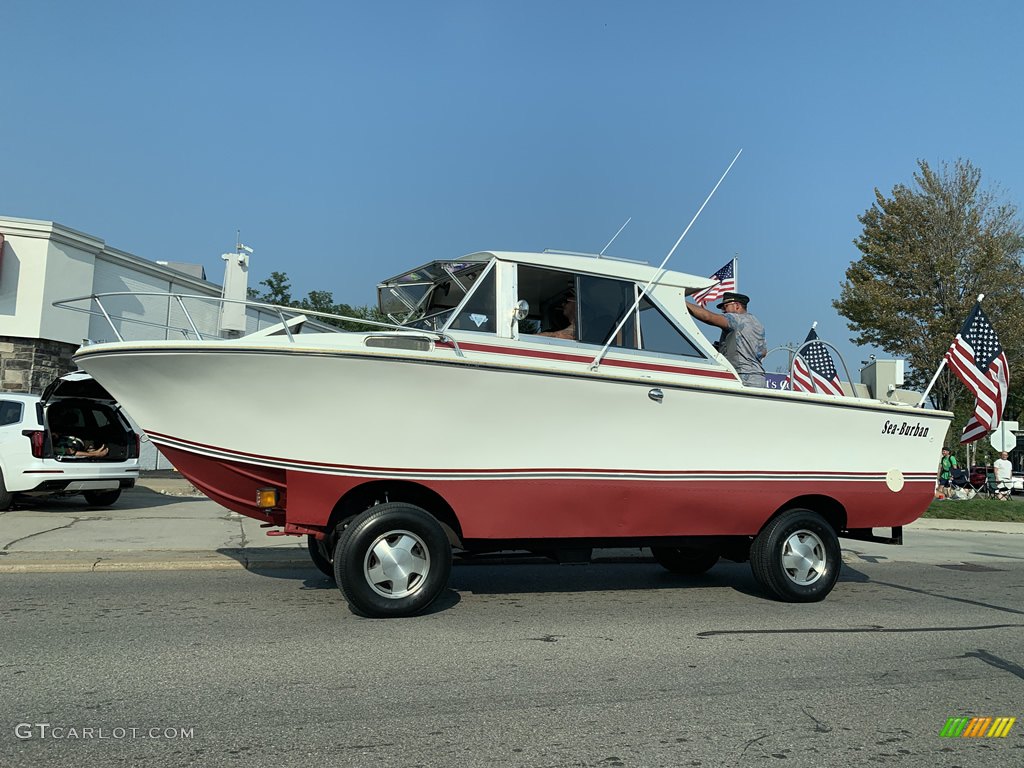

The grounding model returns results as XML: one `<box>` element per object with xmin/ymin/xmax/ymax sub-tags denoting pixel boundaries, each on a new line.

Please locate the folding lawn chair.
<box><xmin>948</xmin><ymin>468</ymin><xmax>976</xmax><ymax>500</ymax></box>
<box><xmin>989</xmin><ymin>473</ymin><xmax>1012</xmax><ymax>501</ymax></box>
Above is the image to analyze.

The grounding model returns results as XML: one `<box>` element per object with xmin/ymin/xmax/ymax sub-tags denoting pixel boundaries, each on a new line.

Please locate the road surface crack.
<box><xmin>2</xmin><ymin>518</ymin><xmax>87</xmax><ymax>551</ymax></box>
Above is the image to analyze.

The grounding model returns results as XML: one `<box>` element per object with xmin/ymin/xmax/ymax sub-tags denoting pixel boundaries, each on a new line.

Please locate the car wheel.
<box><xmin>83</xmin><ymin>489</ymin><xmax>122</xmax><ymax>506</ymax></box>
<box><xmin>650</xmin><ymin>546</ymin><xmax>719</xmax><ymax>575</ymax></box>
<box><xmin>750</xmin><ymin>508</ymin><xmax>841</xmax><ymax>602</ymax></box>
<box><xmin>0</xmin><ymin>470</ymin><xmax>13</xmax><ymax>511</ymax></box>
<box><xmin>307</xmin><ymin>534</ymin><xmax>336</xmax><ymax>581</ymax></box>
<box><xmin>333</xmin><ymin>502</ymin><xmax>452</xmax><ymax>618</ymax></box>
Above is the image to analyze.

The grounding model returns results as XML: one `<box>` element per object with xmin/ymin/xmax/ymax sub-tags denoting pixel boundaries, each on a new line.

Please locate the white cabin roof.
<box><xmin>468</xmin><ymin>251</ymin><xmax>717</xmax><ymax>293</ymax></box>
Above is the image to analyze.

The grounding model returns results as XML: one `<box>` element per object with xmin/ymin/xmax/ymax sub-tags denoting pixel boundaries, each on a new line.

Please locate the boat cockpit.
<box><xmin>376</xmin><ymin>253</ymin><xmax>715</xmax><ymax>363</ymax></box>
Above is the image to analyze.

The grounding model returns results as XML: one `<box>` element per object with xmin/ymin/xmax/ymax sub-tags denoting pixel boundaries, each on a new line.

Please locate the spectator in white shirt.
<box><xmin>993</xmin><ymin>451</ymin><xmax>1013</xmax><ymax>501</ymax></box>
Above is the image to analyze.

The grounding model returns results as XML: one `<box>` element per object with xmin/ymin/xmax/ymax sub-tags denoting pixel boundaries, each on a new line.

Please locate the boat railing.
<box><xmin>53</xmin><ymin>292</ymin><xmax>465</xmax><ymax>354</ymax></box>
<box><xmin>788</xmin><ymin>338</ymin><xmax>856</xmax><ymax>395</ymax></box>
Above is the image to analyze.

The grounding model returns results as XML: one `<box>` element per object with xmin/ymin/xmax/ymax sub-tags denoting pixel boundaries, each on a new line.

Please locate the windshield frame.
<box><xmin>379</xmin><ymin>258</ymin><xmax>496</xmax><ymax>331</ymax></box>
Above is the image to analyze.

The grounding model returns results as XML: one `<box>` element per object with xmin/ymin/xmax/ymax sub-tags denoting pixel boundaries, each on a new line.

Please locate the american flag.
<box><xmin>691</xmin><ymin>259</ymin><xmax>736</xmax><ymax>308</ymax></box>
<box><xmin>945</xmin><ymin>302</ymin><xmax>1009</xmax><ymax>444</ymax></box>
<box><xmin>791</xmin><ymin>327</ymin><xmax>845</xmax><ymax>396</ymax></box>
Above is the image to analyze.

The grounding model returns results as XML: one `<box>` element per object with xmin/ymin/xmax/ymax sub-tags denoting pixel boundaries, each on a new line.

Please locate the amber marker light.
<box><xmin>256</xmin><ymin>488</ymin><xmax>279</xmax><ymax>509</ymax></box>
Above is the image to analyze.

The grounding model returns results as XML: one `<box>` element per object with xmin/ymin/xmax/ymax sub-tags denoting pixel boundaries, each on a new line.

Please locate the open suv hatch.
<box><xmin>0</xmin><ymin>372</ymin><xmax>140</xmax><ymax>509</ymax></box>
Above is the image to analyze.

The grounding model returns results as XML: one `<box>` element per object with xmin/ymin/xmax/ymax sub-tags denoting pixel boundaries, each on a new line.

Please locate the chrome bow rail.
<box><xmin>53</xmin><ymin>292</ymin><xmax>463</xmax><ymax>355</ymax></box>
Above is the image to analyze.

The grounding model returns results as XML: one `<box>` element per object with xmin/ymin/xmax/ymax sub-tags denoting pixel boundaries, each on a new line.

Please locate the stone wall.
<box><xmin>0</xmin><ymin>336</ymin><xmax>78</xmax><ymax>395</ymax></box>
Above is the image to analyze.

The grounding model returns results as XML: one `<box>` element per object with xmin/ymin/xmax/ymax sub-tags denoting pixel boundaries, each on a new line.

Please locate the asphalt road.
<box><xmin>3</xmin><ymin>558</ymin><xmax>1023</xmax><ymax>768</ymax></box>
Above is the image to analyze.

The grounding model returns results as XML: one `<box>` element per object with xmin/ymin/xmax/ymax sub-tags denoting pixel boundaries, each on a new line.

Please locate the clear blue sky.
<box><xmin>3</xmin><ymin>0</ymin><xmax>1023</xmax><ymax>374</ymax></box>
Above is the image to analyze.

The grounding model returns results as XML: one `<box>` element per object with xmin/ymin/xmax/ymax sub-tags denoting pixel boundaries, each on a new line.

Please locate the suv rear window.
<box><xmin>0</xmin><ymin>401</ymin><xmax>24</xmax><ymax>426</ymax></box>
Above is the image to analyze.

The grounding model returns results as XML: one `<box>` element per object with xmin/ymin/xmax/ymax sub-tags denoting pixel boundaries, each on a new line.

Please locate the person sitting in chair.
<box><xmin>993</xmin><ymin>451</ymin><xmax>1013</xmax><ymax>501</ymax></box>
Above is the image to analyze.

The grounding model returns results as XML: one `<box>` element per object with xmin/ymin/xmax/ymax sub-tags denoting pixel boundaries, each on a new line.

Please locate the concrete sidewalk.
<box><xmin>0</xmin><ymin>472</ymin><xmax>1021</xmax><ymax>574</ymax></box>
<box><xmin>0</xmin><ymin>473</ymin><xmax>309</xmax><ymax>574</ymax></box>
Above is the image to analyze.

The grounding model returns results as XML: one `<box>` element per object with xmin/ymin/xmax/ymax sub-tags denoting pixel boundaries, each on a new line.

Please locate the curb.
<box><xmin>0</xmin><ymin>549</ymin><xmax>311</xmax><ymax>575</ymax></box>
<box><xmin>0</xmin><ymin>549</ymin><xmax>926</xmax><ymax>574</ymax></box>
<box><xmin>0</xmin><ymin>550</ymin><xmax>659</xmax><ymax>574</ymax></box>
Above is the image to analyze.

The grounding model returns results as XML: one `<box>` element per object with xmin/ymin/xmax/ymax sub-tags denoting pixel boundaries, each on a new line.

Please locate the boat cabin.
<box><xmin>377</xmin><ymin>250</ymin><xmax>730</xmax><ymax>377</ymax></box>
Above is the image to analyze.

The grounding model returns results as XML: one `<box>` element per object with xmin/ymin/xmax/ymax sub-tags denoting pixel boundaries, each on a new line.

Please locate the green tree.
<box><xmin>834</xmin><ymin>159</ymin><xmax>1024</xmax><ymax>441</ymax></box>
<box><xmin>246</xmin><ymin>273</ymin><xmax>386</xmax><ymax>331</ymax></box>
<box><xmin>296</xmin><ymin>290</ymin><xmax>384</xmax><ymax>330</ymax></box>
<box><xmin>255</xmin><ymin>271</ymin><xmax>292</xmax><ymax>305</ymax></box>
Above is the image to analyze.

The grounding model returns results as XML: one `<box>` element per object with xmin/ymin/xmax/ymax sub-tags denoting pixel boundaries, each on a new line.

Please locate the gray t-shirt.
<box><xmin>719</xmin><ymin>311</ymin><xmax>767</xmax><ymax>387</ymax></box>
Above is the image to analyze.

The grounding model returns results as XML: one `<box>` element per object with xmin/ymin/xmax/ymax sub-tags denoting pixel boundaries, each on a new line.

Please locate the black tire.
<box><xmin>83</xmin><ymin>488</ymin><xmax>121</xmax><ymax>507</ymax></box>
<box><xmin>750</xmin><ymin>509</ymin><xmax>841</xmax><ymax>602</ymax></box>
<box><xmin>307</xmin><ymin>535</ymin><xmax>336</xmax><ymax>581</ymax></box>
<box><xmin>651</xmin><ymin>546</ymin><xmax>719</xmax><ymax>575</ymax></box>
<box><xmin>0</xmin><ymin>469</ymin><xmax>13</xmax><ymax>511</ymax></box>
<box><xmin>334</xmin><ymin>502</ymin><xmax>452</xmax><ymax>618</ymax></box>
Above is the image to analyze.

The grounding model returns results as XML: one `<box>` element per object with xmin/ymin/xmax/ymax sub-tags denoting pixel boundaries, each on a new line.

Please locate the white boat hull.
<box><xmin>75</xmin><ymin>339</ymin><xmax>952</xmax><ymax>542</ymax></box>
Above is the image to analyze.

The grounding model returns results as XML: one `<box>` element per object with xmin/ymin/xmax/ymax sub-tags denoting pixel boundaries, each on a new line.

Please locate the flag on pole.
<box><xmin>944</xmin><ymin>302</ymin><xmax>1009</xmax><ymax>444</ymax></box>
<box><xmin>691</xmin><ymin>259</ymin><xmax>736</xmax><ymax>308</ymax></box>
<box><xmin>790</xmin><ymin>326</ymin><xmax>845</xmax><ymax>396</ymax></box>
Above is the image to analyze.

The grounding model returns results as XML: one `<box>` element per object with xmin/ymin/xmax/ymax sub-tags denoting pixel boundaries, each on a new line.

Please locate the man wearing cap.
<box><xmin>687</xmin><ymin>291</ymin><xmax>767</xmax><ymax>387</ymax></box>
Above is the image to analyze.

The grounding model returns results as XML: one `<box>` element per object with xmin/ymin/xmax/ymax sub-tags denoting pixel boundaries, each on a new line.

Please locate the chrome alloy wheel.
<box><xmin>780</xmin><ymin>529</ymin><xmax>826</xmax><ymax>586</ymax></box>
<box><xmin>363</xmin><ymin>529</ymin><xmax>431</xmax><ymax>599</ymax></box>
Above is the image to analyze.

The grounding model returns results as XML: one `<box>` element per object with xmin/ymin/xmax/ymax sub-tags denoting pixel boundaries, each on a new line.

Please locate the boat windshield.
<box><xmin>377</xmin><ymin>260</ymin><xmax>490</xmax><ymax>330</ymax></box>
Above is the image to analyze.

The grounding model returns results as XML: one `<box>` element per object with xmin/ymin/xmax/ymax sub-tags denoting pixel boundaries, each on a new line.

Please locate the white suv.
<box><xmin>0</xmin><ymin>373</ymin><xmax>140</xmax><ymax>509</ymax></box>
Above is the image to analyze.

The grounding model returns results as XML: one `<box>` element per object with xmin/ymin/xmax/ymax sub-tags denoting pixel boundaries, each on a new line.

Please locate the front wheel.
<box><xmin>83</xmin><ymin>488</ymin><xmax>122</xmax><ymax>507</ymax></box>
<box><xmin>750</xmin><ymin>509</ymin><xmax>841</xmax><ymax>602</ymax></box>
<box><xmin>334</xmin><ymin>502</ymin><xmax>452</xmax><ymax>618</ymax></box>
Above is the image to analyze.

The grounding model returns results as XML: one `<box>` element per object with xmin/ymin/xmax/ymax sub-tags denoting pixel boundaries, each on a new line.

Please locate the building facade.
<box><xmin>0</xmin><ymin>215</ymin><xmax>234</xmax><ymax>469</ymax></box>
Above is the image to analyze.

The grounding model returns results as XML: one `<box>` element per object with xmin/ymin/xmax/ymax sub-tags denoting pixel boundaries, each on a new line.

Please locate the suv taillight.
<box><xmin>24</xmin><ymin>430</ymin><xmax>46</xmax><ymax>458</ymax></box>
<box><xmin>132</xmin><ymin>432</ymin><xmax>140</xmax><ymax>459</ymax></box>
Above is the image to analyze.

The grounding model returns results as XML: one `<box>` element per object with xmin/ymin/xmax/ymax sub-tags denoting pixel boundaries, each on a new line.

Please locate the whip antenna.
<box><xmin>599</xmin><ymin>217</ymin><xmax>632</xmax><ymax>257</ymax></box>
<box><xmin>589</xmin><ymin>149</ymin><xmax>743</xmax><ymax>370</ymax></box>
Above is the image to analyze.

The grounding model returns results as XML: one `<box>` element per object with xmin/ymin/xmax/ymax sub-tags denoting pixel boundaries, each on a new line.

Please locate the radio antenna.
<box><xmin>589</xmin><ymin>149</ymin><xmax>743</xmax><ymax>370</ymax></box>
<box><xmin>598</xmin><ymin>217</ymin><xmax>632</xmax><ymax>257</ymax></box>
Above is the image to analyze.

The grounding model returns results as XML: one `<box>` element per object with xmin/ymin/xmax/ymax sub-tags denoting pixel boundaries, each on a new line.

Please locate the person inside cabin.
<box><xmin>686</xmin><ymin>291</ymin><xmax>766</xmax><ymax>387</ymax></box>
<box><xmin>538</xmin><ymin>289</ymin><xmax>577</xmax><ymax>340</ymax></box>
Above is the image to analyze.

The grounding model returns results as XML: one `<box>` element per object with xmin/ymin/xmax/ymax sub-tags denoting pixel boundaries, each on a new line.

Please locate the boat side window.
<box><xmin>637</xmin><ymin>296</ymin><xmax>706</xmax><ymax>359</ymax></box>
<box><xmin>516</xmin><ymin>266</ymin><xmax>577</xmax><ymax>337</ymax></box>
<box><xmin>516</xmin><ymin>266</ymin><xmax>640</xmax><ymax>347</ymax></box>
<box><xmin>577</xmin><ymin>275</ymin><xmax>638</xmax><ymax>348</ymax></box>
<box><xmin>448</xmin><ymin>268</ymin><xmax>496</xmax><ymax>333</ymax></box>
<box><xmin>0</xmin><ymin>400</ymin><xmax>24</xmax><ymax>426</ymax></box>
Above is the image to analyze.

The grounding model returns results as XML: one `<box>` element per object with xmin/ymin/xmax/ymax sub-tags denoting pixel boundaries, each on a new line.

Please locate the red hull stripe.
<box><xmin>147</xmin><ymin>430</ymin><xmax>934</xmax><ymax>483</ymax></box>
<box><xmin>436</xmin><ymin>339</ymin><xmax>739</xmax><ymax>380</ymax></box>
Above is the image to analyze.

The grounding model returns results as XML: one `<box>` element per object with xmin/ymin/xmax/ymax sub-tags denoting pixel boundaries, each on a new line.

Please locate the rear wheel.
<box><xmin>307</xmin><ymin>535</ymin><xmax>335</xmax><ymax>580</ymax></box>
<box><xmin>83</xmin><ymin>488</ymin><xmax>121</xmax><ymax>507</ymax></box>
<box><xmin>334</xmin><ymin>502</ymin><xmax>452</xmax><ymax>618</ymax></box>
<box><xmin>750</xmin><ymin>509</ymin><xmax>841</xmax><ymax>602</ymax></box>
<box><xmin>651</xmin><ymin>546</ymin><xmax>719</xmax><ymax>575</ymax></box>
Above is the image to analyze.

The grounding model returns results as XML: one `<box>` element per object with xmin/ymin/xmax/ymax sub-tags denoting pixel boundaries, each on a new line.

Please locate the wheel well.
<box><xmin>770</xmin><ymin>495</ymin><xmax>847</xmax><ymax>534</ymax></box>
<box><xmin>327</xmin><ymin>481</ymin><xmax>463</xmax><ymax>546</ymax></box>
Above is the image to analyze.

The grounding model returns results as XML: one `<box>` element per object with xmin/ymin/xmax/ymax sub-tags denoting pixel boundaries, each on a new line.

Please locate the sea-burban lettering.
<box><xmin>881</xmin><ymin>420</ymin><xmax>930</xmax><ymax>437</ymax></box>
